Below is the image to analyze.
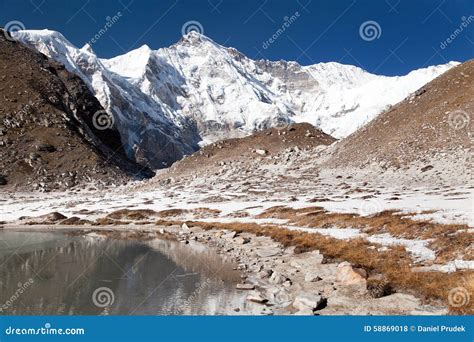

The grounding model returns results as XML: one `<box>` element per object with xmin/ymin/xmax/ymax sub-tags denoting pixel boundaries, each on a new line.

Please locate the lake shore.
<box><xmin>2</xmin><ymin>223</ymin><xmax>450</xmax><ymax>315</ymax></box>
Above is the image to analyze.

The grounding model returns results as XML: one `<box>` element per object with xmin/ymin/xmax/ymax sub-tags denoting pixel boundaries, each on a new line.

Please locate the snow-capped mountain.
<box><xmin>13</xmin><ymin>29</ymin><xmax>458</xmax><ymax>168</ymax></box>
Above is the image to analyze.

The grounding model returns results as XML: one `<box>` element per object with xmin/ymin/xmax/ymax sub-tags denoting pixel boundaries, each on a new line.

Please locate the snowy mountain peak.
<box><xmin>80</xmin><ymin>43</ymin><xmax>95</xmax><ymax>54</ymax></box>
<box><xmin>179</xmin><ymin>31</ymin><xmax>209</xmax><ymax>43</ymax></box>
<box><xmin>12</xmin><ymin>29</ymin><xmax>459</xmax><ymax>169</ymax></box>
<box><xmin>104</xmin><ymin>44</ymin><xmax>153</xmax><ymax>79</ymax></box>
<box><xmin>17</xmin><ymin>29</ymin><xmax>74</xmax><ymax>52</ymax></box>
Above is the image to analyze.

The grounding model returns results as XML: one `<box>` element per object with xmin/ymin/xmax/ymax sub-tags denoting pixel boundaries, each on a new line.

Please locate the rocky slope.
<box><xmin>13</xmin><ymin>30</ymin><xmax>457</xmax><ymax>169</ymax></box>
<box><xmin>149</xmin><ymin>60</ymin><xmax>473</xmax><ymax>192</ymax></box>
<box><xmin>320</xmin><ymin>59</ymin><xmax>473</xmax><ymax>186</ymax></box>
<box><xmin>0</xmin><ymin>30</ymin><xmax>152</xmax><ymax>191</ymax></box>
<box><xmin>163</xmin><ymin>123</ymin><xmax>335</xmax><ymax>179</ymax></box>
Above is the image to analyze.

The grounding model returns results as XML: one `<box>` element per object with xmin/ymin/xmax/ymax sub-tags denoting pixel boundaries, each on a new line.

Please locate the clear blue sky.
<box><xmin>0</xmin><ymin>0</ymin><xmax>472</xmax><ymax>75</ymax></box>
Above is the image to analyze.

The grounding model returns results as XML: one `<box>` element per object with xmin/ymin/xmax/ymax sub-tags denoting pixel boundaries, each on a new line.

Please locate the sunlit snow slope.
<box><xmin>14</xmin><ymin>30</ymin><xmax>458</xmax><ymax>168</ymax></box>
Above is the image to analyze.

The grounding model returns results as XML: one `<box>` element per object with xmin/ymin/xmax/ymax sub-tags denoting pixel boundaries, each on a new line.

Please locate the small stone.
<box><xmin>247</xmin><ymin>291</ymin><xmax>268</xmax><ymax>304</ymax></box>
<box><xmin>257</xmin><ymin>269</ymin><xmax>273</xmax><ymax>279</ymax></box>
<box><xmin>29</xmin><ymin>152</ymin><xmax>41</xmax><ymax>161</ymax></box>
<box><xmin>255</xmin><ymin>149</ymin><xmax>268</xmax><ymax>156</ymax></box>
<box><xmin>260</xmin><ymin>307</ymin><xmax>273</xmax><ymax>315</ymax></box>
<box><xmin>304</xmin><ymin>273</ymin><xmax>322</xmax><ymax>282</ymax></box>
<box><xmin>236</xmin><ymin>283</ymin><xmax>255</xmax><ymax>290</ymax></box>
<box><xmin>420</xmin><ymin>165</ymin><xmax>434</xmax><ymax>172</ymax></box>
<box><xmin>237</xmin><ymin>263</ymin><xmax>247</xmax><ymax>270</ymax></box>
<box><xmin>36</xmin><ymin>143</ymin><xmax>56</xmax><ymax>152</ymax></box>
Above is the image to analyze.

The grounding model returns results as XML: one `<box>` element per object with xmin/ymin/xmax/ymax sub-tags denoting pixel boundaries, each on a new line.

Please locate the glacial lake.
<box><xmin>0</xmin><ymin>230</ymin><xmax>251</xmax><ymax>315</ymax></box>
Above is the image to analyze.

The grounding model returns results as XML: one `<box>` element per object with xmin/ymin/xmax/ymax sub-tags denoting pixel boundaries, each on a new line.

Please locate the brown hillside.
<box><xmin>160</xmin><ymin>123</ymin><xmax>335</xmax><ymax>179</ymax></box>
<box><xmin>0</xmin><ymin>30</ymin><xmax>151</xmax><ymax>191</ymax></box>
<box><xmin>326</xmin><ymin>60</ymin><xmax>473</xmax><ymax>170</ymax></box>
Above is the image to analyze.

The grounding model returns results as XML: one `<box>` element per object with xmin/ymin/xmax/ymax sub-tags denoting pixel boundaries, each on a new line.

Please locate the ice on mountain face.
<box><xmin>14</xmin><ymin>30</ymin><xmax>198</xmax><ymax>169</ymax></box>
<box><xmin>12</xmin><ymin>30</ymin><xmax>458</xmax><ymax>168</ymax></box>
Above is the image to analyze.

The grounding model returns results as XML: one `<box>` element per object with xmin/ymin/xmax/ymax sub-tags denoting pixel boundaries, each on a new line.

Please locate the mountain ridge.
<box><xmin>13</xmin><ymin>29</ymin><xmax>459</xmax><ymax>169</ymax></box>
<box><xmin>0</xmin><ymin>29</ymin><xmax>152</xmax><ymax>191</ymax></box>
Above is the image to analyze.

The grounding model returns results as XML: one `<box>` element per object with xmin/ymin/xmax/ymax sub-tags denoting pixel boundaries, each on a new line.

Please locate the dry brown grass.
<box><xmin>106</xmin><ymin>208</ymin><xmax>158</xmax><ymax>220</ymax></box>
<box><xmin>191</xmin><ymin>208</ymin><xmax>221</xmax><ymax>218</ymax></box>
<box><xmin>156</xmin><ymin>208</ymin><xmax>189</xmax><ymax>217</ymax></box>
<box><xmin>103</xmin><ymin>207</ymin><xmax>221</xmax><ymax>220</ymax></box>
<box><xmin>258</xmin><ymin>206</ymin><xmax>473</xmax><ymax>263</ymax></box>
<box><xmin>93</xmin><ymin>217</ymin><xmax>131</xmax><ymax>225</ymax></box>
<box><xmin>183</xmin><ymin>220</ymin><xmax>473</xmax><ymax>314</ymax></box>
<box><xmin>53</xmin><ymin>205</ymin><xmax>473</xmax><ymax>314</ymax></box>
<box><xmin>59</xmin><ymin>216</ymin><xmax>92</xmax><ymax>225</ymax></box>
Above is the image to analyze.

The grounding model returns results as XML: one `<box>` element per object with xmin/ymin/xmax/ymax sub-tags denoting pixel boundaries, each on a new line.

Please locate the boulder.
<box><xmin>293</xmin><ymin>293</ymin><xmax>325</xmax><ymax>311</ymax></box>
<box><xmin>269</xmin><ymin>272</ymin><xmax>286</xmax><ymax>285</ymax></box>
<box><xmin>223</xmin><ymin>231</ymin><xmax>237</xmax><ymax>239</ymax></box>
<box><xmin>289</xmin><ymin>260</ymin><xmax>302</xmax><ymax>269</ymax></box>
<box><xmin>235</xmin><ymin>236</ymin><xmax>251</xmax><ymax>245</ymax></box>
<box><xmin>41</xmin><ymin>212</ymin><xmax>67</xmax><ymax>222</ymax></box>
<box><xmin>336</xmin><ymin>262</ymin><xmax>367</xmax><ymax>285</ymax></box>
<box><xmin>256</xmin><ymin>247</ymin><xmax>280</xmax><ymax>258</ymax></box>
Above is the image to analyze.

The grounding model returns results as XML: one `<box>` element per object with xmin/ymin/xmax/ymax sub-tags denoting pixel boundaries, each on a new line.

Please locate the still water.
<box><xmin>0</xmin><ymin>230</ymin><xmax>249</xmax><ymax>315</ymax></box>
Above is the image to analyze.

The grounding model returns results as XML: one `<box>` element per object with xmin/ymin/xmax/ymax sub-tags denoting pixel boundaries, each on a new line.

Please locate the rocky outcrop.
<box><xmin>0</xmin><ymin>29</ymin><xmax>152</xmax><ymax>191</ymax></box>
